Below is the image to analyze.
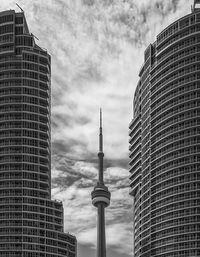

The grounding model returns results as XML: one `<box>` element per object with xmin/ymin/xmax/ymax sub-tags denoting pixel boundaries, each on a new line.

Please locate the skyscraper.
<box><xmin>129</xmin><ymin>2</ymin><xmax>200</xmax><ymax>257</ymax></box>
<box><xmin>0</xmin><ymin>9</ymin><xmax>76</xmax><ymax>257</ymax></box>
<box><xmin>91</xmin><ymin>110</ymin><xmax>111</xmax><ymax>257</ymax></box>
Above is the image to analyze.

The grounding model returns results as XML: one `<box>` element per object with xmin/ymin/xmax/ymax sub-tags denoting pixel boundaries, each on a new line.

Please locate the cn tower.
<box><xmin>91</xmin><ymin>110</ymin><xmax>111</xmax><ymax>257</ymax></box>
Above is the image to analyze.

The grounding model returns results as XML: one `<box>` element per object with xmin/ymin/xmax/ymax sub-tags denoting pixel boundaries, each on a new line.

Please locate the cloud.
<box><xmin>106</xmin><ymin>223</ymin><xmax>133</xmax><ymax>254</ymax></box>
<box><xmin>51</xmin><ymin>155</ymin><xmax>132</xmax><ymax>254</ymax></box>
<box><xmin>0</xmin><ymin>0</ymin><xmax>195</xmax><ymax>256</ymax></box>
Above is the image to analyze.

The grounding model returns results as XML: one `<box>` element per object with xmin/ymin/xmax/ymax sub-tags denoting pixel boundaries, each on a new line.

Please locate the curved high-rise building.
<box><xmin>0</xmin><ymin>9</ymin><xmax>76</xmax><ymax>257</ymax></box>
<box><xmin>129</xmin><ymin>2</ymin><xmax>200</xmax><ymax>257</ymax></box>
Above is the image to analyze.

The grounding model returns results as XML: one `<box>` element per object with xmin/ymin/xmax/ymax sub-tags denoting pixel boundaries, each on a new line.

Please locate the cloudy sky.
<box><xmin>0</xmin><ymin>0</ymin><xmax>196</xmax><ymax>256</ymax></box>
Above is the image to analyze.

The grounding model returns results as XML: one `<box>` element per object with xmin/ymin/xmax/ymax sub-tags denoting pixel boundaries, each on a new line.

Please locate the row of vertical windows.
<box><xmin>0</xmin><ymin>163</ymin><xmax>49</xmax><ymax>173</ymax></box>
<box><xmin>0</xmin><ymin>172</ymin><xmax>48</xmax><ymax>182</ymax></box>
<box><xmin>15</xmin><ymin>26</ymin><xmax>23</xmax><ymax>35</ymax></box>
<box><xmin>151</xmin><ymin>156</ymin><xmax>200</xmax><ymax>178</ymax></box>
<box><xmin>0</xmin><ymin>180</ymin><xmax>48</xmax><ymax>189</ymax></box>
<box><xmin>151</xmin><ymin>177</ymin><xmax>200</xmax><ymax>196</ymax></box>
<box><xmin>0</xmin><ymin>154</ymin><xmax>48</xmax><ymax>164</ymax></box>
<box><xmin>152</xmin><ymin>198</ymin><xmax>200</xmax><ymax>218</ymax></box>
<box><xmin>151</xmin><ymin>249</ymin><xmax>200</xmax><ymax>257</ymax></box>
<box><xmin>157</xmin><ymin>24</ymin><xmax>200</xmax><ymax>53</ymax></box>
<box><xmin>151</xmin><ymin>224</ymin><xmax>200</xmax><ymax>240</ymax></box>
<box><xmin>15</xmin><ymin>16</ymin><xmax>23</xmax><ymax>25</ymax></box>
<box><xmin>0</xmin><ymin>24</ymin><xmax>13</xmax><ymax>34</ymax></box>
<box><xmin>152</xmin><ymin>109</ymin><xmax>200</xmax><ymax>134</ymax></box>
<box><xmin>0</xmin><ymin>55</ymin><xmax>20</xmax><ymax>62</ymax></box>
<box><xmin>23</xmin><ymin>80</ymin><xmax>49</xmax><ymax>91</ymax></box>
<box><xmin>0</xmin><ymin>220</ymin><xmax>61</xmax><ymax>228</ymax></box>
<box><xmin>0</xmin><ymin>147</ymin><xmax>48</xmax><ymax>157</ymax></box>
<box><xmin>0</xmin><ymin>188</ymin><xmax>48</xmax><ymax>198</ymax></box>
<box><xmin>152</xmin><ymin>145</ymin><xmax>200</xmax><ymax>169</ymax></box>
<box><xmin>0</xmin><ymin>106</ymin><xmax>48</xmax><ymax>116</ymax></box>
<box><xmin>152</xmin><ymin>190</ymin><xmax>200</xmax><ymax>210</ymax></box>
<box><xmin>152</xmin><ymin>241</ymin><xmax>200</xmax><ymax>255</ymax></box>
<box><xmin>152</xmin><ymin>208</ymin><xmax>200</xmax><ymax>227</ymax></box>
<box><xmin>152</xmin><ymin>53</ymin><xmax>200</xmax><ymax>83</ymax></box>
<box><xmin>0</xmin><ymin>253</ymin><xmax>71</xmax><ymax>257</ymax></box>
<box><xmin>0</xmin><ymin>138</ymin><xmax>49</xmax><ymax>148</ymax></box>
<box><xmin>16</xmin><ymin>36</ymin><xmax>33</xmax><ymax>47</ymax></box>
<box><xmin>0</xmin><ymin>15</ymin><xmax>13</xmax><ymax>24</ymax></box>
<box><xmin>0</xmin><ymin>34</ymin><xmax>13</xmax><ymax>44</ymax></box>
<box><xmin>151</xmin><ymin>120</ymin><xmax>200</xmax><ymax>147</ymax></box>
<box><xmin>0</xmin><ymin>130</ymin><xmax>48</xmax><ymax>140</ymax></box>
<box><xmin>153</xmin><ymin>49</ymin><xmax>200</xmax><ymax>93</ymax></box>
<box><xmin>0</xmin><ymin>121</ymin><xmax>48</xmax><ymax>131</ymax></box>
<box><xmin>152</xmin><ymin>75</ymin><xmax>200</xmax><ymax>105</ymax></box>
<box><xmin>152</xmin><ymin>63</ymin><xmax>200</xmax><ymax>91</ymax></box>
<box><xmin>152</xmin><ymin>135</ymin><xmax>200</xmax><ymax>161</ymax></box>
<box><xmin>0</xmin><ymin>45</ymin><xmax>13</xmax><ymax>53</ymax></box>
<box><xmin>152</xmin><ymin>81</ymin><xmax>200</xmax><ymax>112</ymax></box>
<box><xmin>157</xmin><ymin>22</ymin><xmax>179</xmax><ymax>44</ymax></box>
<box><xmin>0</xmin><ymin>62</ymin><xmax>21</xmax><ymax>70</ymax></box>
<box><xmin>0</xmin><ymin>198</ymin><xmax>62</xmax><ymax>212</ymax></box>
<box><xmin>0</xmin><ymin>87</ymin><xmax>48</xmax><ymax>98</ymax></box>
<box><xmin>155</xmin><ymin>35</ymin><xmax>200</xmax><ymax>72</ymax></box>
<box><xmin>23</xmin><ymin>53</ymin><xmax>50</xmax><ymax>66</ymax></box>
<box><xmin>0</xmin><ymin>96</ymin><xmax>48</xmax><ymax>107</ymax></box>
<box><xmin>0</xmin><ymin>71</ymin><xmax>48</xmax><ymax>81</ymax></box>
<box><xmin>0</xmin><ymin>112</ymin><xmax>49</xmax><ymax>122</ymax></box>
<box><xmin>152</xmin><ymin>93</ymin><xmax>200</xmax><ymax>121</ymax></box>
<box><xmin>151</xmin><ymin>163</ymin><xmax>200</xmax><ymax>184</ymax></box>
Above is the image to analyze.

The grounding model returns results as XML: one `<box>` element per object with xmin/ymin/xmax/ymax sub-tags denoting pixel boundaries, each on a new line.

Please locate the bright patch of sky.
<box><xmin>0</xmin><ymin>0</ymin><xmax>194</xmax><ymax>256</ymax></box>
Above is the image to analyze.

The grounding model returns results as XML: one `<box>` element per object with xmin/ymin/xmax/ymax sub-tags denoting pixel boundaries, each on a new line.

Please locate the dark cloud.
<box><xmin>52</xmin><ymin>174</ymin><xmax>80</xmax><ymax>189</ymax></box>
<box><xmin>52</xmin><ymin>139</ymin><xmax>86</xmax><ymax>155</ymax></box>
<box><xmin>52</xmin><ymin>112</ymin><xmax>91</xmax><ymax>132</ymax></box>
<box><xmin>155</xmin><ymin>0</ymin><xmax>179</xmax><ymax>14</ymax></box>
<box><xmin>82</xmin><ymin>0</ymin><xmax>95</xmax><ymax>7</ymax></box>
<box><xmin>104</xmin><ymin>158</ymin><xmax>129</xmax><ymax>170</ymax></box>
<box><xmin>52</xmin><ymin>113</ymin><xmax>73</xmax><ymax>128</ymax></box>
<box><xmin>80</xmin><ymin>60</ymin><xmax>104</xmax><ymax>82</ymax></box>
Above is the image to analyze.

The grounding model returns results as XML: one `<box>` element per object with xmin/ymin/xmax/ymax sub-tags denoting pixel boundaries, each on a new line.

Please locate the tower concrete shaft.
<box><xmin>91</xmin><ymin>110</ymin><xmax>111</xmax><ymax>257</ymax></box>
<box><xmin>97</xmin><ymin>203</ymin><xmax>106</xmax><ymax>257</ymax></box>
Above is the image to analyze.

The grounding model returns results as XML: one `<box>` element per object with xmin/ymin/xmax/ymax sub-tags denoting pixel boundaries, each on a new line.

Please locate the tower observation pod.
<box><xmin>91</xmin><ymin>109</ymin><xmax>111</xmax><ymax>257</ymax></box>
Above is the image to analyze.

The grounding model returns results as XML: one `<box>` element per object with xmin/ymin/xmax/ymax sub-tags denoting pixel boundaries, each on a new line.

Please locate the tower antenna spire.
<box><xmin>99</xmin><ymin>108</ymin><xmax>103</xmax><ymax>152</ymax></box>
<box><xmin>100</xmin><ymin>108</ymin><xmax>102</xmax><ymax>127</ymax></box>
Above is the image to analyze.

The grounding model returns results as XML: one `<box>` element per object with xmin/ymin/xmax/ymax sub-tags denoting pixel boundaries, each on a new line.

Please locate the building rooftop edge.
<box><xmin>0</xmin><ymin>9</ymin><xmax>23</xmax><ymax>16</ymax></box>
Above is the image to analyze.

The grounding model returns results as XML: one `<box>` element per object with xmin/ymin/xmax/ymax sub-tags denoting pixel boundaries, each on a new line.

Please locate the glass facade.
<box><xmin>0</xmin><ymin>10</ymin><xmax>76</xmax><ymax>257</ymax></box>
<box><xmin>129</xmin><ymin>7</ymin><xmax>200</xmax><ymax>257</ymax></box>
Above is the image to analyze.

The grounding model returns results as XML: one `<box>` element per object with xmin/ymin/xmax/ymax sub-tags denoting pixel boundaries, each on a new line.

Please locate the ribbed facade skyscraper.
<box><xmin>129</xmin><ymin>2</ymin><xmax>200</xmax><ymax>257</ymax></box>
<box><xmin>0</xmin><ymin>9</ymin><xmax>76</xmax><ymax>257</ymax></box>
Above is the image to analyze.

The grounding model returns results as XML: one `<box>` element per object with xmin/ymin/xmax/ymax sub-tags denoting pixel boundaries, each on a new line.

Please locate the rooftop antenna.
<box><xmin>31</xmin><ymin>33</ymin><xmax>39</xmax><ymax>41</ymax></box>
<box><xmin>99</xmin><ymin>108</ymin><xmax>103</xmax><ymax>153</ymax></box>
<box><xmin>193</xmin><ymin>0</ymin><xmax>200</xmax><ymax>11</ymax></box>
<box><xmin>16</xmin><ymin>3</ymin><xmax>24</xmax><ymax>12</ymax></box>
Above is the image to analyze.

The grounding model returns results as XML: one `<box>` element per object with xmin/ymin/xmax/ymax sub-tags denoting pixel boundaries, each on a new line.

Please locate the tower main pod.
<box><xmin>0</xmin><ymin>10</ymin><xmax>76</xmax><ymax>257</ymax></box>
<box><xmin>91</xmin><ymin>110</ymin><xmax>111</xmax><ymax>257</ymax></box>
